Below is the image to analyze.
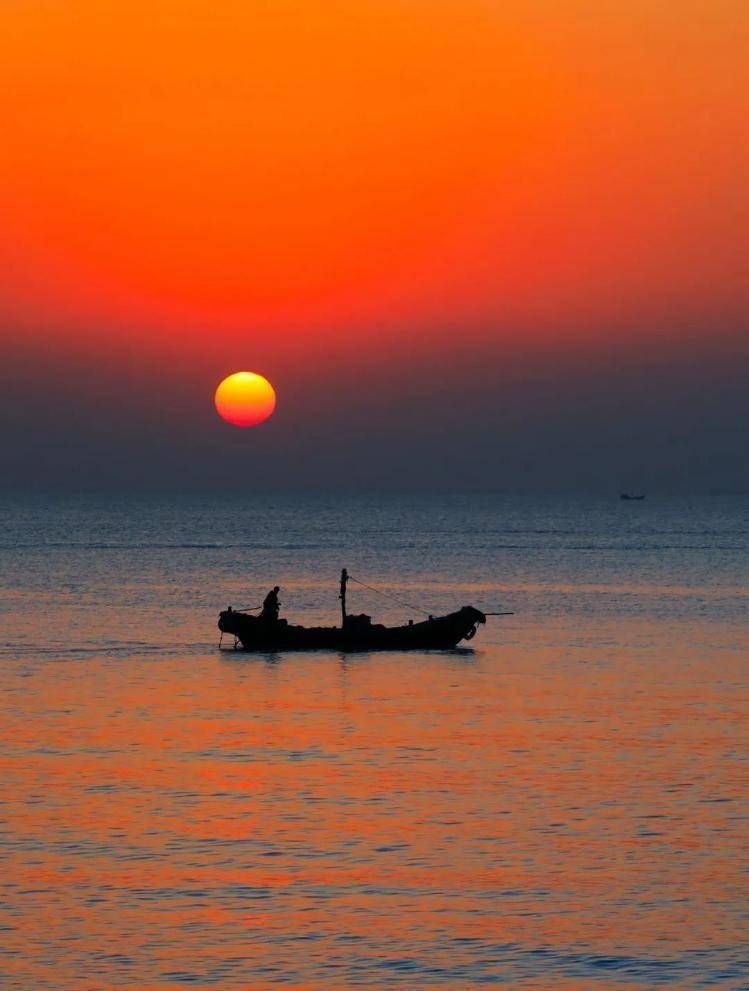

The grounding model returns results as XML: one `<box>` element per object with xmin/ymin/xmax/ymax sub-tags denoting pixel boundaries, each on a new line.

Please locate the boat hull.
<box><xmin>218</xmin><ymin>606</ymin><xmax>486</xmax><ymax>652</ymax></box>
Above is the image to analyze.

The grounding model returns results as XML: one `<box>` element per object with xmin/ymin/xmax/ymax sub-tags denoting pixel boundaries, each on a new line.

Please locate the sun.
<box><xmin>214</xmin><ymin>371</ymin><xmax>277</xmax><ymax>427</ymax></box>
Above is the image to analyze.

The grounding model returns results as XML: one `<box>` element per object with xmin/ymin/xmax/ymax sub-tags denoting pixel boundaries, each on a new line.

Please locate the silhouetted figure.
<box><xmin>262</xmin><ymin>586</ymin><xmax>280</xmax><ymax>624</ymax></box>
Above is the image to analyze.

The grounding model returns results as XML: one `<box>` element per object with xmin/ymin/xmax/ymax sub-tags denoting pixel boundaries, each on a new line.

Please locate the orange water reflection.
<box><xmin>1</xmin><ymin>618</ymin><xmax>746</xmax><ymax>988</ymax></box>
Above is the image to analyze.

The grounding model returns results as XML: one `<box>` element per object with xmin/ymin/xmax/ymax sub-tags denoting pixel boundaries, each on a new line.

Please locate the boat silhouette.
<box><xmin>620</xmin><ymin>493</ymin><xmax>645</xmax><ymax>500</ymax></box>
<box><xmin>218</xmin><ymin>569</ymin><xmax>496</xmax><ymax>652</ymax></box>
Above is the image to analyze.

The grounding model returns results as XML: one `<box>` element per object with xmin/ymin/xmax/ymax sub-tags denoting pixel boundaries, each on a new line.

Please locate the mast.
<box><xmin>339</xmin><ymin>568</ymin><xmax>348</xmax><ymax>626</ymax></box>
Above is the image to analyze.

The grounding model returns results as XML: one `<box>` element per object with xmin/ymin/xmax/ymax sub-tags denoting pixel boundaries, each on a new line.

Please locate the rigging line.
<box><xmin>347</xmin><ymin>575</ymin><xmax>437</xmax><ymax>616</ymax></box>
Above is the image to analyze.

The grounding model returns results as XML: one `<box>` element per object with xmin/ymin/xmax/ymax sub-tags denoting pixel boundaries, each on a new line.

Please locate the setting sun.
<box><xmin>214</xmin><ymin>371</ymin><xmax>276</xmax><ymax>427</ymax></box>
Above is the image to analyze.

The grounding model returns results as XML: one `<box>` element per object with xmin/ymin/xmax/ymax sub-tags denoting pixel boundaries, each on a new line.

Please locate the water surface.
<box><xmin>0</xmin><ymin>494</ymin><xmax>747</xmax><ymax>988</ymax></box>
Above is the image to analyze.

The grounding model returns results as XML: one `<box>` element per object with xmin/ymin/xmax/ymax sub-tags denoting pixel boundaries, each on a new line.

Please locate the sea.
<box><xmin>0</xmin><ymin>493</ymin><xmax>746</xmax><ymax>990</ymax></box>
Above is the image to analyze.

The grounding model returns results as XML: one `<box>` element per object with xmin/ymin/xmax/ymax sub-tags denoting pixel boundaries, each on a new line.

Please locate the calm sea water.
<box><xmin>0</xmin><ymin>494</ymin><xmax>747</xmax><ymax>989</ymax></box>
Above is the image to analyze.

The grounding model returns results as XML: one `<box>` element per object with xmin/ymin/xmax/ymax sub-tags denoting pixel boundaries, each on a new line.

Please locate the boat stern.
<box><xmin>218</xmin><ymin>608</ymin><xmax>243</xmax><ymax>636</ymax></box>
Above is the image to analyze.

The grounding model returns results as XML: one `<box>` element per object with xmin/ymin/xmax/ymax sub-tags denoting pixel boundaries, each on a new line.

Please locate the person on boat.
<box><xmin>261</xmin><ymin>586</ymin><xmax>280</xmax><ymax>624</ymax></box>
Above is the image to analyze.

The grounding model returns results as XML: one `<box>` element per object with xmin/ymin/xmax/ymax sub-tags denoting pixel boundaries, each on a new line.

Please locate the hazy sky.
<box><xmin>1</xmin><ymin>0</ymin><xmax>747</xmax><ymax>492</ymax></box>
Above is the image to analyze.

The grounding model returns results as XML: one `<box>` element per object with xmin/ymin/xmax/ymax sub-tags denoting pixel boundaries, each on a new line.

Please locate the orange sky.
<box><xmin>1</xmin><ymin>0</ymin><xmax>746</xmax><ymax>360</ymax></box>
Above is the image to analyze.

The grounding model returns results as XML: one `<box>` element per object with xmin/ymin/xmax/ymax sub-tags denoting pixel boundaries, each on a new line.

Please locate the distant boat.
<box><xmin>218</xmin><ymin>569</ymin><xmax>500</xmax><ymax>652</ymax></box>
<box><xmin>620</xmin><ymin>493</ymin><xmax>645</xmax><ymax>501</ymax></box>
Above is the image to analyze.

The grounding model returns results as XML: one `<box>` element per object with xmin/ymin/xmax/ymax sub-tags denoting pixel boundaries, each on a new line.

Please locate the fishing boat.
<box><xmin>620</xmin><ymin>493</ymin><xmax>645</xmax><ymax>501</ymax></box>
<box><xmin>218</xmin><ymin>569</ymin><xmax>500</xmax><ymax>652</ymax></box>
